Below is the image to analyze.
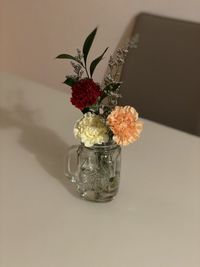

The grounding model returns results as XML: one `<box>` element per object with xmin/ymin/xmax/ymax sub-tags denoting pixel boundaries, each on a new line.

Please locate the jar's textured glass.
<box><xmin>75</xmin><ymin>143</ymin><xmax>121</xmax><ymax>202</ymax></box>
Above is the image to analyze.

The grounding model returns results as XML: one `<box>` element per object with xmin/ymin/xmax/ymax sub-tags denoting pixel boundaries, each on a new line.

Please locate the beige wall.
<box><xmin>0</xmin><ymin>0</ymin><xmax>5</xmax><ymax>71</ymax></box>
<box><xmin>1</xmin><ymin>0</ymin><xmax>200</xmax><ymax>90</ymax></box>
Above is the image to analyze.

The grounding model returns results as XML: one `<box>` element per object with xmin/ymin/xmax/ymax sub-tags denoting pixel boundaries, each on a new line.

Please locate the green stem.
<box><xmin>84</xmin><ymin>63</ymin><xmax>90</xmax><ymax>78</ymax></box>
<box><xmin>99</xmin><ymin>92</ymin><xmax>107</xmax><ymax>104</ymax></box>
<box><xmin>85</xmin><ymin>68</ymin><xmax>90</xmax><ymax>78</ymax></box>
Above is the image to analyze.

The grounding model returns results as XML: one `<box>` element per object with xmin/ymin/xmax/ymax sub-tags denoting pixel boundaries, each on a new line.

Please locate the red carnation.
<box><xmin>71</xmin><ymin>79</ymin><xmax>101</xmax><ymax>110</ymax></box>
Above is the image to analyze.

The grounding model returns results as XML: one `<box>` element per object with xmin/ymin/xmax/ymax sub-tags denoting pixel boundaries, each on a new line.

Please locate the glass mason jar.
<box><xmin>65</xmin><ymin>143</ymin><xmax>121</xmax><ymax>202</ymax></box>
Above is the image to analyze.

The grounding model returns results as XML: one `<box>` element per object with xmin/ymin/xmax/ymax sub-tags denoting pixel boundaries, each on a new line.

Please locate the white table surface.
<box><xmin>0</xmin><ymin>72</ymin><xmax>200</xmax><ymax>267</ymax></box>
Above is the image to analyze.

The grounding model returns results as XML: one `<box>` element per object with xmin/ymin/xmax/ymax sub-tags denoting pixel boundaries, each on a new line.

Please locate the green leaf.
<box><xmin>63</xmin><ymin>77</ymin><xmax>77</xmax><ymax>87</ymax></box>
<box><xmin>98</xmin><ymin>92</ymin><xmax>107</xmax><ymax>104</ymax></box>
<box><xmin>83</xmin><ymin>27</ymin><xmax>98</xmax><ymax>65</ymax></box>
<box><xmin>82</xmin><ymin>107</ymin><xmax>91</xmax><ymax>114</ymax></box>
<box><xmin>90</xmin><ymin>47</ymin><xmax>108</xmax><ymax>77</ymax></box>
<box><xmin>111</xmin><ymin>83</ymin><xmax>121</xmax><ymax>91</ymax></box>
<box><xmin>56</xmin><ymin>54</ymin><xmax>78</xmax><ymax>61</ymax></box>
<box><xmin>104</xmin><ymin>82</ymin><xmax>121</xmax><ymax>92</ymax></box>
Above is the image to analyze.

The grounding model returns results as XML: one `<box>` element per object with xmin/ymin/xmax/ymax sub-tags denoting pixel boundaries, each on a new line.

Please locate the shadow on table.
<box><xmin>0</xmin><ymin>105</ymin><xmax>80</xmax><ymax>199</ymax></box>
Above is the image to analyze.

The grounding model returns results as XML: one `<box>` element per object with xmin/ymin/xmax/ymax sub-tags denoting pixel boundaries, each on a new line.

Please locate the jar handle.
<box><xmin>64</xmin><ymin>145</ymin><xmax>79</xmax><ymax>182</ymax></box>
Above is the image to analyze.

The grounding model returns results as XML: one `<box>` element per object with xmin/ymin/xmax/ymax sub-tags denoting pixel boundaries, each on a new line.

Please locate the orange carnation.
<box><xmin>107</xmin><ymin>106</ymin><xmax>143</xmax><ymax>146</ymax></box>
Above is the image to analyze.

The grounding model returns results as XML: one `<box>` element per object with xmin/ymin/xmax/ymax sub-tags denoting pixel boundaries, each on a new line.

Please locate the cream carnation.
<box><xmin>74</xmin><ymin>112</ymin><xmax>109</xmax><ymax>147</ymax></box>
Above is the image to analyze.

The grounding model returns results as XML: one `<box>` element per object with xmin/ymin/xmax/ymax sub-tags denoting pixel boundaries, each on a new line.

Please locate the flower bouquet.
<box><xmin>57</xmin><ymin>27</ymin><xmax>143</xmax><ymax>202</ymax></box>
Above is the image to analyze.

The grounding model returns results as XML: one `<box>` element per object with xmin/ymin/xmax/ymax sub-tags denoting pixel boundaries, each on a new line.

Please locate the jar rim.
<box><xmin>81</xmin><ymin>142</ymin><xmax>120</xmax><ymax>150</ymax></box>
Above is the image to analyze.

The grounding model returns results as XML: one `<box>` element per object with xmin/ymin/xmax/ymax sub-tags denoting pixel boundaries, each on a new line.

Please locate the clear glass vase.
<box><xmin>65</xmin><ymin>143</ymin><xmax>121</xmax><ymax>202</ymax></box>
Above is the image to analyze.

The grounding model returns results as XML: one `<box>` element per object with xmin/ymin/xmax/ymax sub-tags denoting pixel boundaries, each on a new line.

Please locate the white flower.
<box><xmin>74</xmin><ymin>112</ymin><xmax>109</xmax><ymax>147</ymax></box>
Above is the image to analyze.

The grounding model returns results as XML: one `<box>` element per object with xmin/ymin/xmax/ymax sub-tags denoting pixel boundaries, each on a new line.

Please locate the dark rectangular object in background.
<box><xmin>120</xmin><ymin>13</ymin><xmax>200</xmax><ymax>136</ymax></box>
